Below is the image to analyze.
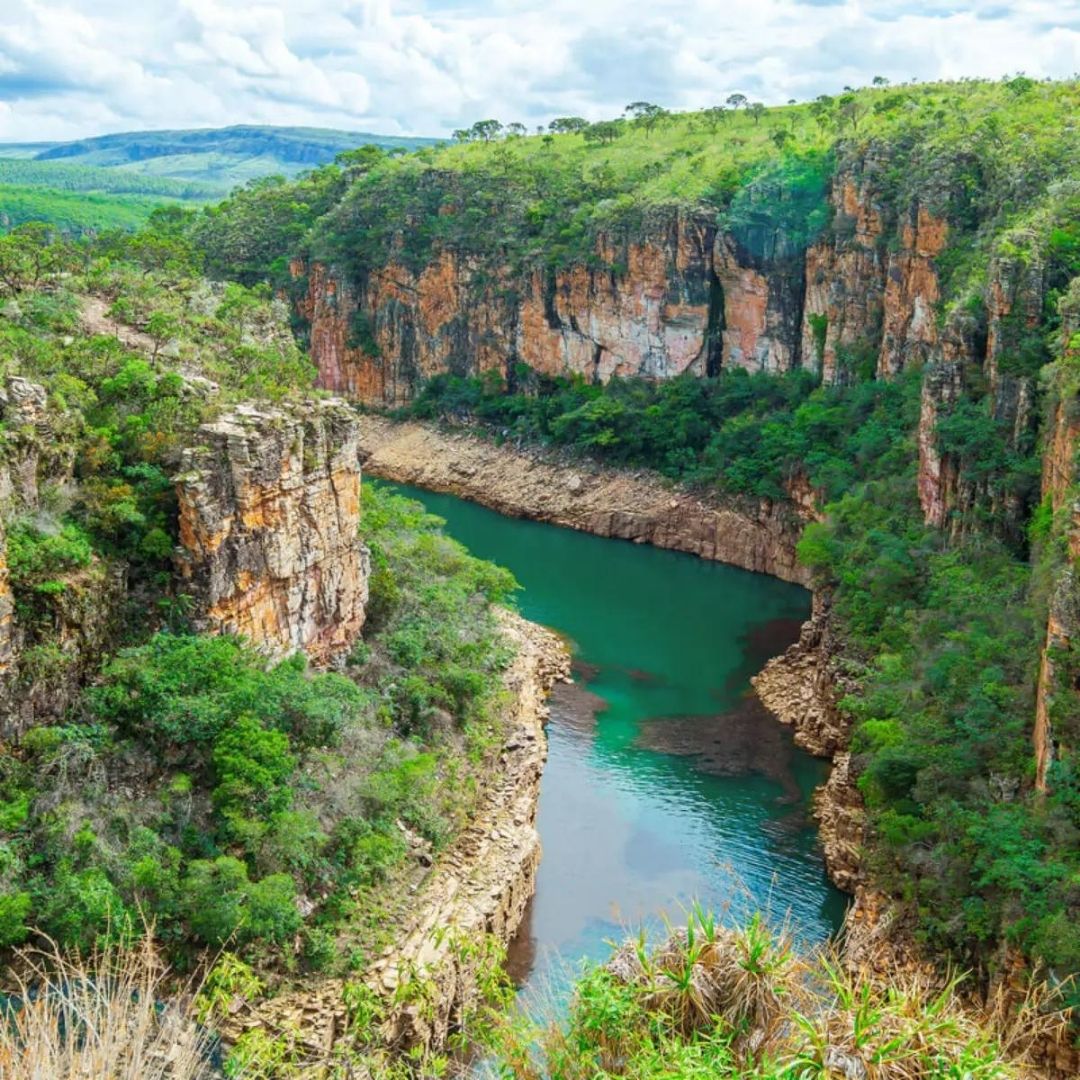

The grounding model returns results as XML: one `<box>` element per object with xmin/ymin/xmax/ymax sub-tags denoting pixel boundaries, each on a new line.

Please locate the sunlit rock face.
<box><xmin>298</xmin><ymin>147</ymin><xmax>962</xmax><ymax>405</ymax></box>
<box><xmin>175</xmin><ymin>398</ymin><xmax>368</xmax><ymax>666</ymax></box>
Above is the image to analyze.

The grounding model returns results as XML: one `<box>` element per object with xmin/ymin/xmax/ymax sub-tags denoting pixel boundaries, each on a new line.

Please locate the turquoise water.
<box><xmin>376</xmin><ymin>481</ymin><xmax>848</xmax><ymax>1000</ymax></box>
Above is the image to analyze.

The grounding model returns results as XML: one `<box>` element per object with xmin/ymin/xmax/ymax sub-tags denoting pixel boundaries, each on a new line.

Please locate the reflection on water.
<box><xmin>372</xmin><ymin>481</ymin><xmax>848</xmax><ymax>1007</ymax></box>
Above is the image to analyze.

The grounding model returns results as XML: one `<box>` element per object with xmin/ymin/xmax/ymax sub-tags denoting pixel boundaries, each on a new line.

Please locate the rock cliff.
<box><xmin>298</xmin><ymin>150</ymin><xmax>957</xmax><ymax>403</ymax></box>
<box><xmin>174</xmin><ymin>398</ymin><xmax>368</xmax><ymax>666</ymax></box>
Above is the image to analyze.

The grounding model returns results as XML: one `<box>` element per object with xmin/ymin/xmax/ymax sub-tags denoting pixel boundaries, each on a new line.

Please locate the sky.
<box><xmin>0</xmin><ymin>0</ymin><xmax>1079</xmax><ymax>143</ymax></box>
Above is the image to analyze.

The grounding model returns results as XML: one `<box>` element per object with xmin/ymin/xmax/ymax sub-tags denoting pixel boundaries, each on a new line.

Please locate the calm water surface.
<box><xmin>376</xmin><ymin>481</ymin><xmax>848</xmax><ymax>1003</ymax></box>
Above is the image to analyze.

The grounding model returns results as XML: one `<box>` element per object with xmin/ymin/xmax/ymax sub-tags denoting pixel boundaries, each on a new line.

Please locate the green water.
<box><xmin>377</xmin><ymin>481</ymin><xmax>848</xmax><ymax>999</ymax></box>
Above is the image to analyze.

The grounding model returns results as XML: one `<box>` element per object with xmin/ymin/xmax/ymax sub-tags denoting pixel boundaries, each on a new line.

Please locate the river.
<box><xmin>377</xmin><ymin>481</ymin><xmax>847</xmax><ymax>1006</ymax></box>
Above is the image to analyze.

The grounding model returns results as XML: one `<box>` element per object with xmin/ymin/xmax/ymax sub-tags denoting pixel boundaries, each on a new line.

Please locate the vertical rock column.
<box><xmin>1033</xmin><ymin>280</ymin><xmax>1080</xmax><ymax>792</ymax></box>
<box><xmin>175</xmin><ymin>398</ymin><xmax>368</xmax><ymax>667</ymax></box>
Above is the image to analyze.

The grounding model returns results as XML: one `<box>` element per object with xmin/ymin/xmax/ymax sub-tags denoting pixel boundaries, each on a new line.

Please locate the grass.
<box><xmin>0</xmin><ymin>933</ymin><xmax>217</xmax><ymax>1080</ymax></box>
<box><xmin>476</xmin><ymin>910</ymin><xmax>1074</xmax><ymax>1080</ymax></box>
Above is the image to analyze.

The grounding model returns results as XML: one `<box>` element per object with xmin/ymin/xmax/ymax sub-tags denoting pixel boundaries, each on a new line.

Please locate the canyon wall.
<box><xmin>297</xmin><ymin>153</ymin><xmax>958</xmax><ymax>405</ymax></box>
<box><xmin>174</xmin><ymin>398</ymin><xmax>368</xmax><ymax>666</ymax></box>
<box><xmin>355</xmin><ymin>414</ymin><xmax>813</xmax><ymax>585</ymax></box>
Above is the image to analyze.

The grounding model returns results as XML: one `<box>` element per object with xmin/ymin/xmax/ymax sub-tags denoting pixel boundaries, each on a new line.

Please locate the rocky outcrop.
<box><xmin>298</xmin><ymin>213</ymin><xmax>718</xmax><ymax>405</ymax></box>
<box><xmin>714</xmin><ymin>227</ymin><xmax>805</xmax><ymax>374</ymax></box>
<box><xmin>750</xmin><ymin>593</ymin><xmax>862</xmax><ymax>897</ymax></box>
<box><xmin>222</xmin><ymin>611</ymin><xmax>570</xmax><ymax>1058</ymax></box>
<box><xmin>751</xmin><ymin>593</ymin><xmax>849</xmax><ymax>757</ymax></box>
<box><xmin>916</xmin><ymin>356</ymin><xmax>966</xmax><ymax>528</ymax></box>
<box><xmin>299</xmin><ymin>150</ymin><xmax>958</xmax><ymax>404</ymax></box>
<box><xmin>355</xmin><ymin>415</ymin><xmax>813</xmax><ymax>585</ymax></box>
<box><xmin>175</xmin><ymin>399</ymin><xmax>368</xmax><ymax>666</ymax></box>
<box><xmin>800</xmin><ymin>165</ymin><xmax>887</xmax><ymax>383</ymax></box>
<box><xmin>878</xmin><ymin>205</ymin><xmax>948</xmax><ymax>378</ymax></box>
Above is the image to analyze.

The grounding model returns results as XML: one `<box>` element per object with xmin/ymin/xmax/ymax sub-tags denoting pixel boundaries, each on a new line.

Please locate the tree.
<box><xmin>145</xmin><ymin>311</ymin><xmax>180</xmax><ymax>361</ymax></box>
<box><xmin>583</xmin><ymin>120</ymin><xmax>624</xmax><ymax>145</ymax></box>
<box><xmin>549</xmin><ymin>116</ymin><xmax>589</xmax><ymax>135</ymax></box>
<box><xmin>872</xmin><ymin>75</ymin><xmax>890</xmax><ymax>87</ymax></box>
<box><xmin>771</xmin><ymin>129</ymin><xmax>793</xmax><ymax>151</ymax></box>
<box><xmin>0</xmin><ymin>222</ymin><xmax>71</xmax><ymax>298</ymax></box>
<box><xmin>468</xmin><ymin>119</ymin><xmax>504</xmax><ymax>142</ymax></box>
<box><xmin>726</xmin><ymin>93</ymin><xmax>748</xmax><ymax>110</ymax></box>
<box><xmin>504</xmin><ymin>122</ymin><xmax>528</xmax><ymax>138</ymax></box>
<box><xmin>748</xmin><ymin>102</ymin><xmax>767</xmax><ymax>125</ymax></box>
<box><xmin>702</xmin><ymin>106</ymin><xmax>727</xmax><ymax>132</ymax></box>
<box><xmin>837</xmin><ymin>93</ymin><xmax>867</xmax><ymax>132</ymax></box>
<box><xmin>625</xmin><ymin>101</ymin><xmax>670</xmax><ymax>137</ymax></box>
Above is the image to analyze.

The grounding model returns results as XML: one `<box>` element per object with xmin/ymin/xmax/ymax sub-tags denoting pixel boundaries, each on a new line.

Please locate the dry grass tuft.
<box><xmin>0</xmin><ymin>933</ymin><xmax>216</xmax><ymax>1080</ymax></box>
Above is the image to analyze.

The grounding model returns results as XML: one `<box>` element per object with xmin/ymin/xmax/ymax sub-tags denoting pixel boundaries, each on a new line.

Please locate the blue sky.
<box><xmin>1</xmin><ymin>0</ymin><xmax>1078</xmax><ymax>141</ymax></box>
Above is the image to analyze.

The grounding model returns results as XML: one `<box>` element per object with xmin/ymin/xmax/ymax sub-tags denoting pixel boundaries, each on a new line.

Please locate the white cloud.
<box><xmin>0</xmin><ymin>0</ymin><xmax>1077</xmax><ymax>141</ymax></box>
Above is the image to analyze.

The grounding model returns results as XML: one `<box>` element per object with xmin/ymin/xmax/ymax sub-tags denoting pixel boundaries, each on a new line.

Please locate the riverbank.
<box><xmin>220</xmin><ymin>610</ymin><xmax>570</xmax><ymax>1060</ymax></box>
<box><xmin>356</xmin><ymin>415</ymin><xmax>813</xmax><ymax>586</ymax></box>
<box><xmin>355</xmin><ymin>416</ymin><xmax>1079</xmax><ymax>1077</ymax></box>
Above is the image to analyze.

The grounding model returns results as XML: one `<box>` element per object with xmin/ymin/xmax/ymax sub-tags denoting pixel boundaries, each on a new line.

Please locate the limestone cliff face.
<box><xmin>800</xmin><ymin>164</ymin><xmax>887</xmax><ymax>383</ymax></box>
<box><xmin>877</xmin><ymin>205</ymin><xmax>948</xmax><ymax>378</ymax></box>
<box><xmin>714</xmin><ymin>225</ymin><xmax>805</xmax><ymax>374</ymax></box>
<box><xmin>300</xmin><ymin>149</ymin><xmax>959</xmax><ymax>403</ymax></box>
<box><xmin>175</xmin><ymin>399</ymin><xmax>368</xmax><ymax>666</ymax></box>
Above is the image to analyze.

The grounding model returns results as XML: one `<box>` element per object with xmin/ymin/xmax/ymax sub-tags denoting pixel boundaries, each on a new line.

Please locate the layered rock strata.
<box><xmin>356</xmin><ymin>415</ymin><xmax>812</xmax><ymax>586</ymax></box>
<box><xmin>174</xmin><ymin>399</ymin><xmax>368</xmax><ymax>666</ymax></box>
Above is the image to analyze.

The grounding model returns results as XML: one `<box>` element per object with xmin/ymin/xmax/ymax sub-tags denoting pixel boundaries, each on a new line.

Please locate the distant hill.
<box><xmin>0</xmin><ymin>124</ymin><xmax>440</xmax><ymax>234</ymax></box>
<box><xmin>0</xmin><ymin>125</ymin><xmax>438</xmax><ymax>191</ymax></box>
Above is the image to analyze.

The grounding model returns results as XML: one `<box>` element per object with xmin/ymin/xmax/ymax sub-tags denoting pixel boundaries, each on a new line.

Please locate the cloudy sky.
<box><xmin>1</xmin><ymin>0</ymin><xmax>1078</xmax><ymax>142</ymax></box>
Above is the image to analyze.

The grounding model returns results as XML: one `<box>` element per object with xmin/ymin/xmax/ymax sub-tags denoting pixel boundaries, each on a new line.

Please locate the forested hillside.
<box><xmin>0</xmin><ymin>124</ymin><xmax>439</xmax><ymax>235</ymax></box>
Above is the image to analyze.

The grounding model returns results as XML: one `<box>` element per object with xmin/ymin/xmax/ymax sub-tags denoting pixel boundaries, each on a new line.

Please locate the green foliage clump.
<box><xmin>404</xmin><ymin>364</ymin><xmax>920</xmax><ymax>502</ymax></box>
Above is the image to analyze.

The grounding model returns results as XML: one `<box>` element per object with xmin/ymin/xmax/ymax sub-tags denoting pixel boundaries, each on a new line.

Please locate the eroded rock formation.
<box><xmin>175</xmin><ymin>398</ymin><xmax>368</xmax><ymax>666</ymax></box>
<box><xmin>297</xmin><ymin>150</ymin><xmax>958</xmax><ymax>403</ymax></box>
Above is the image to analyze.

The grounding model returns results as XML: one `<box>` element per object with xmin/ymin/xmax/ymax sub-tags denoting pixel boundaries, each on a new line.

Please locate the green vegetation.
<box><xmin>403</xmin><ymin>366</ymin><xmax>919</xmax><ymax>502</ymax></box>
<box><xmin>470</xmin><ymin>911</ymin><xmax>1062</xmax><ymax>1080</ymax></box>
<box><xmin>184</xmin><ymin>78</ymin><xmax>1078</xmax><ymax>297</ymax></box>
<box><xmin>0</xmin><ymin>184</ymin><xmax>179</xmax><ymax>234</ymax></box>
<box><xmin>0</xmin><ymin>160</ymin><xmax>219</xmax><ymax>200</ymax></box>
<box><xmin>0</xmin><ymin>484</ymin><xmax>516</xmax><ymax>970</ymax></box>
<box><xmin>0</xmin><ymin>125</ymin><xmax>440</xmax><ymax>235</ymax></box>
<box><xmin>0</xmin><ymin>223</ymin><xmax>518</xmax><ymax>983</ymax></box>
<box><xmin>168</xmin><ymin>75</ymin><xmax>1080</xmax><ymax>1003</ymax></box>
